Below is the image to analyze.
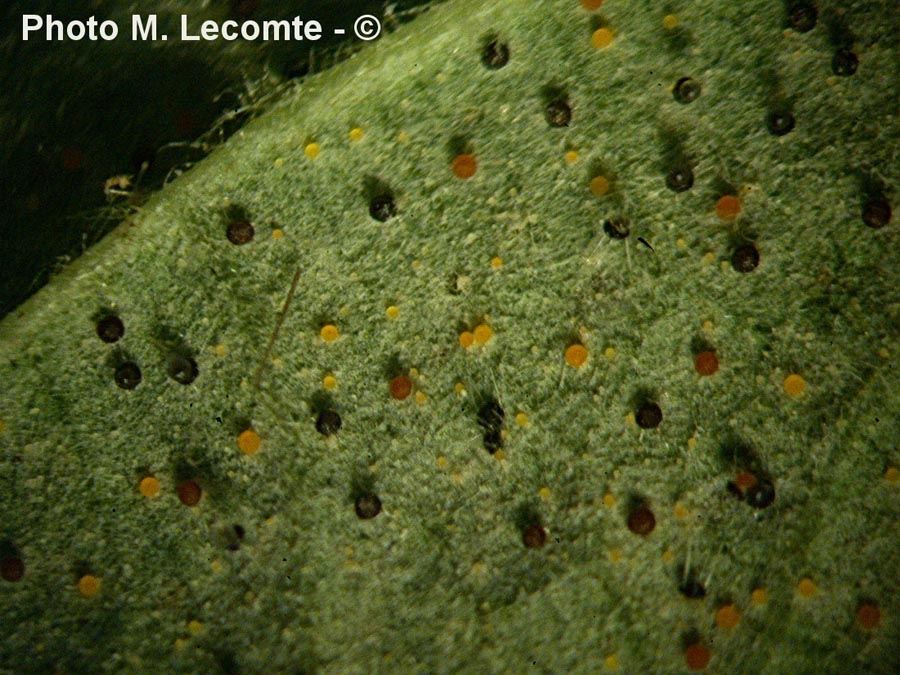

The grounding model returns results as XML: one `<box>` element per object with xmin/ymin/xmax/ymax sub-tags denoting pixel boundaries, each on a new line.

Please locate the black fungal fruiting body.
<box><xmin>114</xmin><ymin>362</ymin><xmax>142</xmax><ymax>390</ymax></box>
<box><xmin>481</xmin><ymin>39</ymin><xmax>509</xmax><ymax>69</ymax></box>
<box><xmin>679</xmin><ymin>577</ymin><xmax>706</xmax><ymax>599</ymax></box>
<box><xmin>635</xmin><ymin>402</ymin><xmax>662</xmax><ymax>429</ymax></box>
<box><xmin>477</xmin><ymin>398</ymin><xmax>505</xmax><ymax>453</ymax></box>
<box><xmin>862</xmin><ymin>198</ymin><xmax>891</xmax><ymax>229</ymax></box>
<box><xmin>666</xmin><ymin>165</ymin><xmax>694</xmax><ymax>192</ymax></box>
<box><xmin>603</xmin><ymin>217</ymin><xmax>630</xmax><ymax>239</ymax></box>
<box><xmin>731</xmin><ymin>244</ymin><xmax>760</xmax><ymax>273</ymax></box>
<box><xmin>545</xmin><ymin>100</ymin><xmax>572</xmax><ymax>127</ymax></box>
<box><xmin>673</xmin><ymin>77</ymin><xmax>701</xmax><ymax>104</ymax></box>
<box><xmin>831</xmin><ymin>49</ymin><xmax>858</xmax><ymax>76</ymax></box>
<box><xmin>315</xmin><ymin>409</ymin><xmax>342</xmax><ymax>436</ymax></box>
<box><xmin>369</xmin><ymin>194</ymin><xmax>397</xmax><ymax>222</ymax></box>
<box><xmin>355</xmin><ymin>494</ymin><xmax>382</xmax><ymax>519</ymax></box>
<box><xmin>167</xmin><ymin>354</ymin><xmax>199</xmax><ymax>385</ymax></box>
<box><xmin>96</xmin><ymin>315</ymin><xmax>124</xmax><ymax>343</ymax></box>
<box><xmin>788</xmin><ymin>2</ymin><xmax>818</xmax><ymax>33</ymax></box>
<box><xmin>226</xmin><ymin>220</ymin><xmax>254</xmax><ymax>245</ymax></box>
<box><xmin>766</xmin><ymin>110</ymin><xmax>796</xmax><ymax>136</ymax></box>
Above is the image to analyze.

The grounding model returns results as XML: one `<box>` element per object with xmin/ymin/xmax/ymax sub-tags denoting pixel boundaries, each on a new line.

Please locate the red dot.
<box><xmin>389</xmin><ymin>374</ymin><xmax>413</xmax><ymax>400</ymax></box>
<box><xmin>177</xmin><ymin>480</ymin><xmax>202</xmax><ymax>506</ymax></box>
<box><xmin>685</xmin><ymin>643</ymin><xmax>711</xmax><ymax>670</ymax></box>
<box><xmin>694</xmin><ymin>351</ymin><xmax>719</xmax><ymax>376</ymax></box>
<box><xmin>857</xmin><ymin>602</ymin><xmax>881</xmax><ymax>630</ymax></box>
<box><xmin>627</xmin><ymin>506</ymin><xmax>656</xmax><ymax>535</ymax></box>
<box><xmin>451</xmin><ymin>154</ymin><xmax>478</xmax><ymax>179</ymax></box>
<box><xmin>1</xmin><ymin>556</ymin><xmax>25</xmax><ymax>582</ymax></box>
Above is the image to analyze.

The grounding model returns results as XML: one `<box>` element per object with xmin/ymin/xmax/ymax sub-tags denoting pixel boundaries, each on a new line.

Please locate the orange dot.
<box><xmin>716</xmin><ymin>604</ymin><xmax>740</xmax><ymax>630</ymax></box>
<box><xmin>390</xmin><ymin>374</ymin><xmax>413</xmax><ymax>400</ymax></box>
<box><xmin>320</xmin><ymin>324</ymin><xmax>340</xmax><ymax>342</ymax></box>
<box><xmin>451</xmin><ymin>154</ymin><xmax>477</xmax><ymax>179</ymax></box>
<box><xmin>715</xmin><ymin>195</ymin><xmax>741</xmax><ymax>220</ymax></box>
<box><xmin>473</xmin><ymin>324</ymin><xmax>493</xmax><ymax>345</ymax></box>
<box><xmin>459</xmin><ymin>331</ymin><xmax>475</xmax><ymax>348</ymax></box>
<box><xmin>565</xmin><ymin>344</ymin><xmax>589</xmax><ymax>368</ymax></box>
<box><xmin>139</xmin><ymin>476</ymin><xmax>161</xmax><ymax>498</ymax></box>
<box><xmin>580</xmin><ymin>0</ymin><xmax>604</xmax><ymax>10</ymax></box>
<box><xmin>856</xmin><ymin>602</ymin><xmax>881</xmax><ymax>630</ymax></box>
<box><xmin>734</xmin><ymin>472</ymin><xmax>757</xmax><ymax>491</ymax></box>
<box><xmin>78</xmin><ymin>574</ymin><xmax>100</xmax><ymax>598</ymax></box>
<box><xmin>590</xmin><ymin>175</ymin><xmax>611</xmax><ymax>196</ymax></box>
<box><xmin>237</xmin><ymin>429</ymin><xmax>261</xmax><ymax>455</ymax></box>
<box><xmin>591</xmin><ymin>28</ymin><xmax>614</xmax><ymax>49</ymax></box>
<box><xmin>783</xmin><ymin>373</ymin><xmax>806</xmax><ymax>397</ymax></box>
<box><xmin>694</xmin><ymin>351</ymin><xmax>719</xmax><ymax>376</ymax></box>
<box><xmin>751</xmin><ymin>588</ymin><xmax>768</xmax><ymax>605</ymax></box>
<box><xmin>685</xmin><ymin>643</ymin><xmax>711</xmax><ymax>671</ymax></box>
<box><xmin>797</xmin><ymin>578</ymin><xmax>816</xmax><ymax>597</ymax></box>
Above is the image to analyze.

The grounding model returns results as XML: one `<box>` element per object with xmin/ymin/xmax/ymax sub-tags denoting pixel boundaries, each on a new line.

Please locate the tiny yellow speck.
<box><xmin>751</xmin><ymin>588</ymin><xmax>768</xmax><ymax>605</ymax></box>
<box><xmin>702</xmin><ymin>320</ymin><xmax>714</xmax><ymax>331</ymax></box>
<box><xmin>783</xmin><ymin>373</ymin><xmax>807</xmax><ymax>397</ymax></box>
<box><xmin>411</xmin><ymin>260</ymin><xmax>421</xmax><ymax>271</ymax></box>
<box><xmin>386</xmin><ymin>305</ymin><xmax>400</xmax><ymax>320</ymax></box>
<box><xmin>272</xmin><ymin>358</ymin><xmax>283</xmax><ymax>369</ymax></box>
<box><xmin>210</xmin><ymin>560</ymin><xmax>222</xmax><ymax>573</ymax></box>
<box><xmin>608</xmin><ymin>548</ymin><xmax>623</xmax><ymax>563</ymax></box>
<box><xmin>320</xmin><ymin>324</ymin><xmax>340</xmax><ymax>342</ymax></box>
<box><xmin>473</xmin><ymin>324</ymin><xmax>494</xmax><ymax>345</ymax></box>
<box><xmin>797</xmin><ymin>578</ymin><xmax>817</xmax><ymax>597</ymax></box>
<box><xmin>471</xmin><ymin>561</ymin><xmax>486</xmax><ymax>576</ymax></box>
<box><xmin>663</xmin><ymin>14</ymin><xmax>679</xmax><ymax>30</ymax></box>
<box><xmin>603</xmin><ymin>346</ymin><xmax>616</xmax><ymax>359</ymax></box>
<box><xmin>884</xmin><ymin>466</ymin><xmax>900</xmax><ymax>484</ymax></box>
<box><xmin>515</xmin><ymin>412</ymin><xmax>529</xmax><ymax>427</ymax></box>
<box><xmin>415</xmin><ymin>391</ymin><xmax>427</xmax><ymax>404</ymax></box>
<box><xmin>397</xmin><ymin>131</ymin><xmax>410</xmax><ymax>144</ymax></box>
<box><xmin>676</xmin><ymin>237</ymin><xmax>687</xmax><ymax>249</ymax></box>
<box><xmin>565</xmin><ymin>150</ymin><xmax>579</xmax><ymax>164</ymax></box>
<box><xmin>539</xmin><ymin>487</ymin><xmax>551</xmax><ymax>500</ymax></box>
<box><xmin>673</xmin><ymin>503</ymin><xmax>689</xmax><ymax>519</ymax></box>
<box><xmin>625</xmin><ymin>412</ymin><xmax>635</xmax><ymax>426</ymax></box>
<box><xmin>214</xmin><ymin>343</ymin><xmax>228</xmax><ymax>357</ymax></box>
<box><xmin>687</xmin><ymin>436</ymin><xmax>698</xmax><ymax>450</ymax></box>
<box><xmin>77</xmin><ymin>574</ymin><xmax>100</xmax><ymax>598</ymax></box>
<box><xmin>273</xmin><ymin>158</ymin><xmax>285</xmax><ymax>168</ymax></box>
<box><xmin>454</xmin><ymin>382</ymin><xmax>466</xmax><ymax>394</ymax></box>
<box><xmin>409</xmin><ymin>367</ymin><xmax>419</xmax><ymax>377</ymax></box>
<box><xmin>491</xmin><ymin>256</ymin><xmax>503</xmax><ymax>268</ymax></box>
<box><xmin>322</xmin><ymin>375</ymin><xmax>337</xmax><ymax>390</ymax></box>
<box><xmin>603</xmin><ymin>493</ymin><xmax>616</xmax><ymax>507</ymax></box>
<box><xmin>877</xmin><ymin>347</ymin><xmax>890</xmax><ymax>359</ymax></box>
<box><xmin>188</xmin><ymin>620</ymin><xmax>203</xmax><ymax>636</ymax></box>
<box><xmin>494</xmin><ymin>450</ymin><xmax>505</xmax><ymax>461</ymax></box>
<box><xmin>591</xmin><ymin>27</ymin><xmax>614</xmax><ymax>49</ymax></box>
<box><xmin>349</xmin><ymin>127</ymin><xmax>364</xmax><ymax>141</ymax></box>
<box><xmin>703</xmin><ymin>252</ymin><xmax>716</xmax><ymax>265</ymax></box>
<box><xmin>451</xmin><ymin>472</ymin><xmax>464</xmax><ymax>484</ymax></box>
<box><xmin>272</xmin><ymin>228</ymin><xmax>284</xmax><ymax>239</ymax></box>
<box><xmin>304</xmin><ymin>142</ymin><xmax>320</xmax><ymax>159</ymax></box>
<box><xmin>174</xmin><ymin>638</ymin><xmax>187</xmax><ymax>650</ymax></box>
<box><xmin>604</xmin><ymin>654</ymin><xmax>620</xmax><ymax>671</ymax></box>
<box><xmin>662</xmin><ymin>549</ymin><xmax>676</xmax><ymax>563</ymax></box>
<box><xmin>437</xmin><ymin>456</ymin><xmax>448</xmax><ymax>469</ymax></box>
<box><xmin>590</xmin><ymin>175</ymin><xmax>611</xmax><ymax>196</ymax></box>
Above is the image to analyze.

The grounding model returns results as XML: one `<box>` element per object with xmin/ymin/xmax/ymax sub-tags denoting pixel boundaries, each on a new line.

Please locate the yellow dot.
<box><xmin>494</xmin><ymin>450</ymin><xmax>505</xmax><ymax>462</ymax></box>
<box><xmin>590</xmin><ymin>175</ymin><xmax>611</xmax><ymax>196</ymax></box>
<box><xmin>385</xmin><ymin>305</ymin><xmax>400</xmax><ymax>320</ymax></box>
<box><xmin>78</xmin><ymin>574</ymin><xmax>100</xmax><ymax>598</ymax></box>
<box><xmin>687</xmin><ymin>436</ymin><xmax>698</xmax><ymax>450</ymax></box>
<box><xmin>662</xmin><ymin>549</ymin><xmax>676</xmax><ymax>563</ymax></box>
<box><xmin>604</xmin><ymin>654</ymin><xmax>620</xmax><ymax>671</ymax></box>
<box><xmin>877</xmin><ymin>347</ymin><xmax>890</xmax><ymax>359</ymax></box>
<box><xmin>397</xmin><ymin>130</ymin><xmax>410</xmax><ymax>144</ymax></box>
<box><xmin>273</xmin><ymin>158</ymin><xmax>285</xmax><ymax>168</ymax></box>
<box><xmin>751</xmin><ymin>588</ymin><xmax>768</xmax><ymax>606</ymax></box>
<box><xmin>237</xmin><ymin>429</ymin><xmax>261</xmax><ymax>455</ymax></box>
<box><xmin>716</xmin><ymin>604</ymin><xmax>741</xmax><ymax>630</ymax></box>
<box><xmin>663</xmin><ymin>14</ymin><xmax>679</xmax><ymax>30</ymax></box>
<box><xmin>676</xmin><ymin>237</ymin><xmax>687</xmax><ymax>249</ymax></box>
<box><xmin>603</xmin><ymin>346</ymin><xmax>616</xmax><ymax>359</ymax></box>
<box><xmin>702</xmin><ymin>320</ymin><xmax>714</xmax><ymax>331</ymax></box>
<box><xmin>454</xmin><ymin>382</ymin><xmax>467</xmax><ymax>395</ymax></box>
<box><xmin>188</xmin><ymin>620</ymin><xmax>204</xmax><ymax>636</ymax></box>
<box><xmin>436</xmin><ymin>456</ymin><xmax>448</xmax><ymax>469</ymax></box>
<box><xmin>349</xmin><ymin>127</ymin><xmax>364</xmax><ymax>141</ymax></box>
<box><xmin>515</xmin><ymin>412</ymin><xmax>529</xmax><ymax>427</ymax></box>
<box><xmin>608</xmin><ymin>548</ymin><xmax>623</xmax><ymax>563</ymax></box>
<box><xmin>885</xmin><ymin>466</ymin><xmax>900</xmax><ymax>484</ymax></box>
<box><xmin>591</xmin><ymin>27</ymin><xmax>614</xmax><ymax>49</ymax></box>
<box><xmin>304</xmin><ymin>142</ymin><xmax>320</xmax><ymax>159</ymax></box>
<box><xmin>320</xmin><ymin>324</ymin><xmax>340</xmax><ymax>342</ymax></box>
<box><xmin>139</xmin><ymin>476</ymin><xmax>160</xmax><ymax>498</ymax></box>
<box><xmin>603</xmin><ymin>493</ymin><xmax>616</xmax><ymax>507</ymax></box>
<box><xmin>539</xmin><ymin>487</ymin><xmax>551</xmax><ymax>500</ymax></box>
<box><xmin>673</xmin><ymin>503</ymin><xmax>689</xmax><ymax>520</ymax></box>
<box><xmin>491</xmin><ymin>256</ymin><xmax>503</xmax><ymax>269</ymax></box>
<box><xmin>565</xmin><ymin>150</ymin><xmax>579</xmax><ymax>164</ymax></box>
<box><xmin>702</xmin><ymin>252</ymin><xmax>716</xmax><ymax>265</ymax></box>
<box><xmin>797</xmin><ymin>578</ymin><xmax>817</xmax><ymax>597</ymax></box>
<box><xmin>473</xmin><ymin>324</ymin><xmax>494</xmax><ymax>345</ymax></box>
<box><xmin>322</xmin><ymin>375</ymin><xmax>338</xmax><ymax>390</ymax></box>
<box><xmin>783</xmin><ymin>373</ymin><xmax>807</xmax><ymax>397</ymax></box>
<box><xmin>625</xmin><ymin>412</ymin><xmax>636</xmax><ymax>426</ymax></box>
<box><xmin>459</xmin><ymin>331</ymin><xmax>475</xmax><ymax>348</ymax></box>
<box><xmin>271</xmin><ymin>228</ymin><xmax>284</xmax><ymax>239</ymax></box>
<box><xmin>566</xmin><ymin>343</ymin><xmax>589</xmax><ymax>367</ymax></box>
<box><xmin>214</xmin><ymin>343</ymin><xmax>228</xmax><ymax>357</ymax></box>
<box><xmin>174</xmin><ymin>638</ymin><xmax>187</xmax><ymax>650</ymax></box>
<box><xmin>415</xmin><ymin>391</ymin><xmax>427</xmax><ymax>405</ymax></box>
<box><xmin>210</xmin><ymin>560</ymin><xmax>222</xmax><ymax>573</ymax></box>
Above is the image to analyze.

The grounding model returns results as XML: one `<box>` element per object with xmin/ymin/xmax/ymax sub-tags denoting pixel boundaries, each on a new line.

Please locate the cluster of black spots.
<box><xmin>369</xmin><ymin>194</ymin><xmax>397</xmax><ymax>222</ymax></box>
<box><xmin>766</xmin><ymin>109</ymin><xmax>796</xmax><ymax>136</ymax></box>
<box><xmin>831</xmin><ymin>48</ymin><xmax>858</xmax><ymax>76</ymax></box>
<box><xmin>603</xmin><ymin>217</ymin><xmax>630</xmax><ymax>239</ymax></box>
<box><xmin>315</xmin><ymin>409</ymin><xmax>342</xmax><ymax>436</ymax></box>
<box><xmin>167</xmin><ymin>353</ymin><xmax>199</xmax><ymax>385</ymax></box>
<box><xmin>226</xmin><ymin>220</ymin><xmax>255</xmax><ymax>245</ymax></box>
<box><xmin>477</xmin><ymin>397</ymin><xmax>505</xmax><ymax>453</ymax></box>
<box><xmin>355</xmin><ymin>494</ymin><xmax>382</xmax><ymax>520</ymax></box>
<box><xmin>666</xmin><ymin>164</ymin><xmax>694</xmax><ymax>192</ymax></box>
<box><xmin>635</xmin><ymin>401</ymin><xmax>663</xmax><ymax>429</ymax></box>
<box><xmin>673</xmin><ymin>77</ymin><xmax>701</xmax><ymax>104</ymax></box>
<box><xmin>481</xmin><ymin>37</ymin><xmax>510</xmax><ymax>69</ymax></box>
<box><xmin>96</xmin><ymin>315</ymin><xmax>125</xmax><ymax>343</ymax></box>
<box><xmin>545</xmin><ymin>99</ymin><xmax>572</xmax><ymax>127</ymax></box>
<box><xmin>522</xmin><ymin>523</ymin><xmax>547</xmax><ymax>549</ymax></box>
<box><xmin>114</xmin><ymin>361</ymin><xmax>142</xmax><ymax>390</ymax></box>
<box><xmin>862</xmin><ymin>197</ymin><xmax>892</xmax><ymax>229</ymax></box>
<box><xmin>731</xmin><ymin>243</ymin><xmax>760</xmax><ymax>273</ymax></box>
<box><xmin>746</xmin><ymin>479</ymin><xmax>776</xmax><ymax>509</ymax></box>
<box><xmin>787</xmin><ymin>2</ymin><xmax>818</xmax><ymax>33</ymax></box>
